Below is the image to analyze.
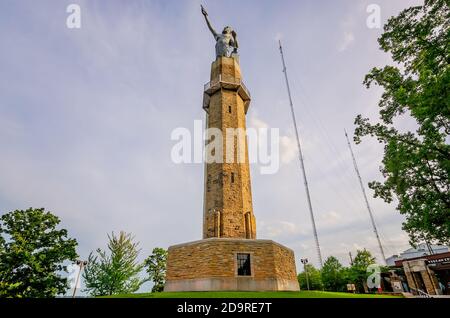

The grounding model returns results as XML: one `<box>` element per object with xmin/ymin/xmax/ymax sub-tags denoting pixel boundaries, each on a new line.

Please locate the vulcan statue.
<box><xmin>201</xmin><ymin>5</ymin><xmax>238</xmax><ymax>58</ymax></box>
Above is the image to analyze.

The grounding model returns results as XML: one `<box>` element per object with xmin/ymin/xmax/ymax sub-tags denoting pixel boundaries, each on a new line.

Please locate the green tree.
<box><xmin>321</xmin><ymin>256</ymin><xmax>346</xmax><ymax>292</ymax></box>
<box><xmin>0</xmin><ymin>282</ymin><xmax>22</xmax><ymax>298</ymax></box>
<box><xmin>349</xmin><ymin>249</ymin><xmax>376</xmax><ymax>293</ymax></box>
<box><xmin>144</xmin><ymin>247</ymin><xmax>168</xmax><ymax>292</ymax></box>
<box><xmin>354</xmin><ymin>0</ymin><xmax>450</xmax><ymax>245</ymax></box>
<box><xmin>82</xmin><ymin>231</ymin><xmax>146</xmax><ymax>296</ymax></box>
<box><xmin>0</xmin><ymin>208</ymin><xmax>78</xmax><ymax>298</ymax></box>
<box><xmin>297</xmin><ymin>264</ymin><xmax>323</xmax><ymax>290</ymax></box>
<box><xmin>339</xmin><ymin>267</ymin><xmax>354</xmax><ymax>291</ymax></box>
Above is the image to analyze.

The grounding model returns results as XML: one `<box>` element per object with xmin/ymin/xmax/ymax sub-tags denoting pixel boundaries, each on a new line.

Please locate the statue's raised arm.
<box><xmin>201</xmin><ymin>5</ymin><xmax>217</xmax><ymax>38</ymax></box>
<box><xmin>201</xmin><ymin>5</ymin><xmax>238</xmax><ymax>58</ymax></box>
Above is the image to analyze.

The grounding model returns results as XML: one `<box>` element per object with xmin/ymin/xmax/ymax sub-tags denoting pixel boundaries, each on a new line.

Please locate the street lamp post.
<box><xmin>300</xmin><ymin>258</ymin><xmax>310</xmax><ymax>291</ymax></box>
<box><xmin>72</xmin><ymin>260</ymin><xmax>88</xmax><ymax>298</ymax></box>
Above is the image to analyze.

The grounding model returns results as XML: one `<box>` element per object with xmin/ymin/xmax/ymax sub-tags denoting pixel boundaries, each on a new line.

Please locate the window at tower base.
<box><xmin>237</xmin><ymin>253</ymin><xmax>251</xmax><ymax>276</ymax></box>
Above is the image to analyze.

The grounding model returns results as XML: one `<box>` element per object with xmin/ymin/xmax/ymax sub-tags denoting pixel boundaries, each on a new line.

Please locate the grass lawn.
<box><xmin>105</xmin><ymin>291</ymin><xmax>401</xmax><ymax>298</ymax></box>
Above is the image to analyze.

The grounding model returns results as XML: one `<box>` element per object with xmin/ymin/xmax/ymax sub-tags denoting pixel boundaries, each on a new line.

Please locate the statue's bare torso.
<box><xmin>214</xmin><ymin>33</ymin><xmax>235</xmax><ymax>57</ymax></box>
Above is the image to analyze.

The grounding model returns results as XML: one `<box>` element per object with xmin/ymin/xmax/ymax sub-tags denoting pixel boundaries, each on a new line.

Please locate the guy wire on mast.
<box><xmin>344</xmin><ymin>129</ymin><xmax>387</xmax><ymax>265</ymax></box>
<box><xmin>278</xmin><ymin>40</ymin><xmax>323</xmax><ymax>268</ymax></box>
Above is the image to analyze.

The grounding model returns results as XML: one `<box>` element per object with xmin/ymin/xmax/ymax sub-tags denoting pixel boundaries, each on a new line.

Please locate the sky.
<box><xmin>0</xmin><ymin>0</ymin><xmax>424</xmax><ymax>294</ymax></box>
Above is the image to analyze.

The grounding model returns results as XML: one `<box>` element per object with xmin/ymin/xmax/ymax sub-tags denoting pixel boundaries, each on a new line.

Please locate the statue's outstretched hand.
<box><xmin>201</xmin><ymin>5</ymin><xmax>208</xmax><ymax>17</ymax></box>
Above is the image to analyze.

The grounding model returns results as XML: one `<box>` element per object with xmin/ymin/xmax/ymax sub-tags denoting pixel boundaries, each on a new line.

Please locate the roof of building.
<box><xmin>387</xmin><ymin>243</ymin><xmax>450</xmax><ymax>266</ymax></box>
<box><xmin>394</xmin><ymin>251</ymin><xmax>450</xmax><ymax>268</ymax></box>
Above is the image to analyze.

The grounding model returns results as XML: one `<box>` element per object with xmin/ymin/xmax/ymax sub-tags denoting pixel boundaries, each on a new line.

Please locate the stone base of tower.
<box><xmin>164</xmin><ymin>238</ymin><xmax>299</xmax><ymax>292</ymax></box>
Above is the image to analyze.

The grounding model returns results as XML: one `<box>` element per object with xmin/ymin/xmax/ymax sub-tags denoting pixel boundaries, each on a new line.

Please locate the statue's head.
<box><xmin>222</xmin><ymin>26</ymin><xmax>233</xmax><ymax>35</ymax></box>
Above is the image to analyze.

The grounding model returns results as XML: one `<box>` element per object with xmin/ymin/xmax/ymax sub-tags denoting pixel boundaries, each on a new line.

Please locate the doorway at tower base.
<box><xmin>164</xmin><ymin>238</ymin><xmax>300</xmax><ymax>292</ymax></box>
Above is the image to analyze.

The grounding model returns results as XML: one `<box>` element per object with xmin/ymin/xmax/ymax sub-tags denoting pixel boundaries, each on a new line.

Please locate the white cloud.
<box><xmin>259</xmin><ymin>220</ymin><xmax>308</xmax><ymax>239</ymax></box>
<box><xmin>338</xmin><ymin>31</ymin><xmax>355</xmax><ymax>52</ymax></box>
<box><xmin>249</xmin><ymin>115</ymin><xmax>269</xmax><ymax>129</ymax></box>
<box><xmin>250</xmin><ymin>113</ymin><xmax>298</xmax><ymax>165</ymax></box>
<box><xmin>279</xmin><ymin>135</ymin><xmax>297</xmax><ymax>164</ymax></box>
<box><xmin>320</xmin><ymin>210</ymin><xmax>342</xmax><ymax>227</ymax></box>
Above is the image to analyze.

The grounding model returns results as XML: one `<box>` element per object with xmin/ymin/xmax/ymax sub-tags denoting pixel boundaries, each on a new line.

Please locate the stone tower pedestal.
<box><xmin>164</xmin><ymin>57</ymin><xmax>299</xmax><ymax>292</ymax></box>
<box><xmin>165</xmin><ymin>239</ymin><xmax>299</xmax><ymax>291</ymax></box>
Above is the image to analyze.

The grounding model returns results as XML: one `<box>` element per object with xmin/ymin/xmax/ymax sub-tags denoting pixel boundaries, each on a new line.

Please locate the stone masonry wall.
<box><xmin>166</xmin><ymin>239</ymin><xmax>298</xmax><ymax>282</ymax></box>
<box><xmin>203</xmin><ymin>57</ymin><xmax>256</xmax><ymax>239</ymax></box>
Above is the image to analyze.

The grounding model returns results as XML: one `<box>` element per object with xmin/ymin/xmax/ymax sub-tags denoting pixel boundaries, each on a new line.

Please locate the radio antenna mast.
<box><xmin>344</xmin><ymin>129</ymin><xmax>387</xmax><ymax>264</ymax></box>
<box><xmin>278</xmin><ymin>40</ymin><xmax>323</xmax><ymax>267</ymax></box>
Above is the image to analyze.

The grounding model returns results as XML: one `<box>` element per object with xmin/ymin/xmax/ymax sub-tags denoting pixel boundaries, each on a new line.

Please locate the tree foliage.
<box><xmin>297</xmin><ymin>264</ymin><xmax>323</xmax><ymax>290</ymax></box>
<box><xmin>0</xmin><ymin>282</ymin><xmax>23</xmax><ymax>298</ymax></box>
<box><xmin>354</xmin><ymin>0</ymin><xmax>450</xmax><ymax>245</ymax></box>
<box><xmin>82</xmin><ymin>231</ymin><xmax>146</xmax><ymax>296</ymax></box>
<box><xmin>321</xmin><ymin>256</ymin><xmax>346</xmax><ymax>292</ymax></box>
<box><xmin>0</xmin><ymin>208</ymin><xmax>78</xmax><ymax>298</ymax></box>
<box><xmin>348</xmin><ymin>249</ymin><xmax>376</xmax><ymax>292</ymax></box>
<box><xmin>144</xmin><ymin>247</ymin><xmax>168</xmax><ymax>292</ymax></box>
